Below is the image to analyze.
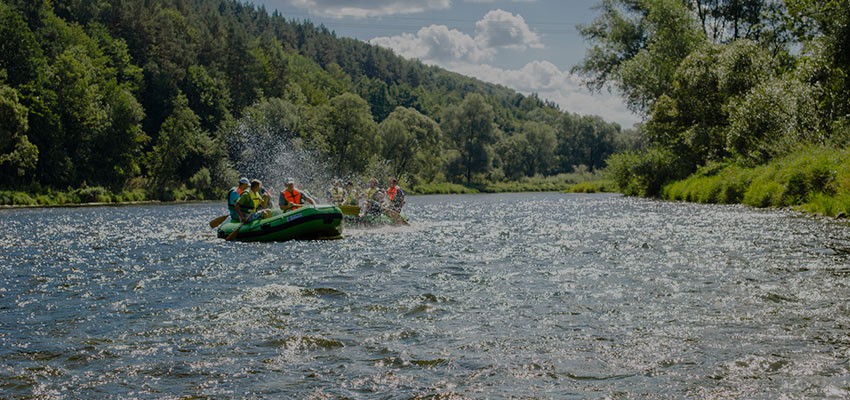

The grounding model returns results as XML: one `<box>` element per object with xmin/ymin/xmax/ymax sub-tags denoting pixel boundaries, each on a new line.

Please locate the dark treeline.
<box><xmin>0</xmin><ymin>0</ymin><xmax>633</xmax><ymax>201</ymax></box>
<box><xmin>575</xmin><ymin>0</ymin><xmax>850</xmax><ymax>199</ymax></box>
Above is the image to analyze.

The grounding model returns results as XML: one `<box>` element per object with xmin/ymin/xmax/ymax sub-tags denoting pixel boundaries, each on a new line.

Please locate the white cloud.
<box><xmin>369</xmin><ymin>9</ymin><xmax>541</xmax><ymax>64</ymax></box>
<box><xmin>475</xmin><ymin>9</ymin><xmax>542</xmax><ymax>50</ymax></box>
<box><xmin>371</xmin><ymin>24</ymin><xmax>495</xmax><ymax>63</ymax></box>
<box><xmin>284</xmin><ymin>0</ymin><xmax>451</xmax><ymax>18</ymax></box>
<box><xmin>435</xmin><ymin>60</ymin><xmax>640</xmax><ymax>127</ymax></box>
<box><xmin>367</xmin><ymin>7</ymin><xmax>638</xmax><ymax>126</ymax></box>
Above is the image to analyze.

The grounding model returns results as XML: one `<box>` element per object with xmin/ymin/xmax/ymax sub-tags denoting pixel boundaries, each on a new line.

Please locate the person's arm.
<box><xmin>260</xmin><ymin>188</ymin><xmax>270</xmax><ymax>209</ymax></box>
<box><xmin>235</xmin><ymin>200</ymin><xmax>247</xmax><ymax>222</ymax></box>
<box><xmin>279</xmin><ymin>193</ymin><xmax>291</xmax><ymax>210</ymax></box>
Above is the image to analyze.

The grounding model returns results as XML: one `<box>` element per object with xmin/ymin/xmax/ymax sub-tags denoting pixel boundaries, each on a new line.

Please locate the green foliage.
<box><xmin>575</xmin><ymin>0</ymin><xmax>705</xmax><ymax>115</ymax></box>
<box><xmin>660</xmin><ymin>145</ymin><xmax>850</xmax><ymax>217</ymax></box>
<box><xmin>0</xmin><ymin>0</ymin><xmax>629</xmax><ymax>203</ymax></box>
<box><xmin>325</xmin><ymin>93</ymin><xmax>378</xmax><ymax>176</ymax></box>
<box><xmin>0</xmin><ymin>83</ymin><xmax>38</xmax><ymax>178</ymax></box>
<box><xmin>378</xmin><ymin>106</ymin><xmax>444</xmax><ymax>183</ymax></box>
<box><xmin>442</xmin><ymin>93</ymin><xmax>499</xmax><ymax>183</ymax></box>
<box><xmin>662</xmin><ymin>163</ymin><xmax>757</xmax><ymax>204</ymax></box>
<box><xmin>725</xmin><ymin>78</ymin><xmax>821</xmax><ymax>164</ymax></box>
<box><xmin>147</xmin><ymin>92</ymin><xmax>204</xmax><ymax>196</ymax></box>
<box><xmin>606</xmin><ymin>146</ymin><xmax>693</xmax><ymax>197</ymax></box>
<box><xmin>567</xmin><ymin>180</ymin><xmax>617</xmax><ymax>194</ymax></box>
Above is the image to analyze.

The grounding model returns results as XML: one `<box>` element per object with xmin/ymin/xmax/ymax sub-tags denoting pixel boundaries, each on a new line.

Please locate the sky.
<box><xmin>248</xmin><ymin>0</ymin><xmax>641</xmax><ymax>128</ymax></box>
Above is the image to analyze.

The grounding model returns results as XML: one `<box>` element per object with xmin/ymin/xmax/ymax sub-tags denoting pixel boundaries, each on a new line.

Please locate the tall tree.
<box><xmin>378</xmin><ymin>106</ymin><xmax>444</xmax><ymax>182</ymax></box>
<box><xmin>147</xmin><ymin>92</ymin><xmax>203</xmax><ymax>196</ymax></box>
<box><xmin>324</xmin><ymin>93</ymin><xmax>378</xmax><ymax>177</ymax></box>
<box><xmin>0</xmin><ymin>82</ymin><xmax>38</xmax><ymax>179</ymax></box>
<box><xmin>442</xmin><ymin>93</ymin><xmax>498</xmax><ymax>183</ymax></box>
<box><xmin>574</xmin><ymin>0</ymin><xmax>705</xmax><ymax>115</ymax></box>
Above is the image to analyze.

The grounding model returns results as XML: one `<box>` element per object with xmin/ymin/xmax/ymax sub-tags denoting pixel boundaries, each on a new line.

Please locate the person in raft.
<box><xmin>228</xmin><ymin>177</ymin><xmax>250</xmax><ymax>222</ymax></box>
<box><xmin>327</xmin><ymin>178</ymin><xmax>345</xmax><ymax>205</ymax></box>
<box><xmin>363</xmin><ymin>178</ymin><xmax>379</xmax><ymax>202</ymax></box>
<box><xmin>279</xmin><ymin>177</ymin><xmax>316</xmax><ymax>210</ymax></box>
<box><xmin>235</xmin><ymin>179</ymin><xmax>271</xmax><ymax>223</ymax></box>
<box><xmin>386</xmin><ymin>177</ymin><xmax>406</xmax><ymax>212</ymax></box>
<box><xmin>343</xmin><ymin>181</ymin><xmax>360</xmax><ymax>206</ymax></box>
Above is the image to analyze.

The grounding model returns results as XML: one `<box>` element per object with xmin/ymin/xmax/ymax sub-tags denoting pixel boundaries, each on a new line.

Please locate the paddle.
<box><xmin>339</xmin><ymin>204</ymin><xmax>361</xmax><ymax>216</ymax></box>
<box><xmin>209</xmin><ymin>214</ymin><xmax>229</xmax><ymax>228</ymax></box>
<box><xmin>382</xmin><ymin>208</ymin><xmax>409</xmax><ymax>225</ymax></box>
<box><xmin>226</xmin><ymin>221</ymin><xmax>246</xmax><ymax>241</ymax></box>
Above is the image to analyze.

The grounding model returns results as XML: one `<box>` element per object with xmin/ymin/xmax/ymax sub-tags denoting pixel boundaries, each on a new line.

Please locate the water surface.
<box><xmin>2</xmin><ymin>193</ymin><xmax>850</xmax><ymax>398</ymax></box>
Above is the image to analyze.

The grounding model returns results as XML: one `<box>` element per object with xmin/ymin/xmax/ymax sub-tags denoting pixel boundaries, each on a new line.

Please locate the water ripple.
<box><xmin>2</xmin><ymin>194</ymin><xmax>850</xmax><ymax>398</ymax></box>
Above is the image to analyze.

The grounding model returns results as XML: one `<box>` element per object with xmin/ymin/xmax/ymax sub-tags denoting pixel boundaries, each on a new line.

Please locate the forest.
<box><xmin>576</xmin><ymin>0</ymin><xmax>850</xmax><ymax>216</ymax></box>
<box><xmin>0</xmin><ymin>0</ymin><xmax>633</xmax><ymax>204</ymax></box>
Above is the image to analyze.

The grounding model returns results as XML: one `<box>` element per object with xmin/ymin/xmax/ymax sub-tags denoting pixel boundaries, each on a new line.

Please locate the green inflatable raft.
<box><xmin>217</xmin><ymin>205</ymin><xmax>343</xmax><ymax>242</ymax></box>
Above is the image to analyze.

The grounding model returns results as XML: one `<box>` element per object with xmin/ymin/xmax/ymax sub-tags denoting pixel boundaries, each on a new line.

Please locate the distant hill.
<box><xmin>0</xmin><ymin>0</ymin><xmax>631</xmax><ymax>200</ymax></box>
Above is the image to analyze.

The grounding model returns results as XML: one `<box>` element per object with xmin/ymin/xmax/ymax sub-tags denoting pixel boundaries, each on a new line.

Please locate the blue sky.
<box><xmin>248</xmin><ymin>0</ymin><xmax>639</xmax><ymax>128</ymax></box>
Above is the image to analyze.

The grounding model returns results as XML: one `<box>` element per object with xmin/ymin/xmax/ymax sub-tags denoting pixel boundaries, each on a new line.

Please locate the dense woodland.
<box><xmin>0</xmin><ymin>0</ymin><xmax>633</xmax><ymax>202</ymax></box>
<box><xmin>575</xmin><ymin>0</ymin><xmax>850</xmax><ymax>206</ymax></box>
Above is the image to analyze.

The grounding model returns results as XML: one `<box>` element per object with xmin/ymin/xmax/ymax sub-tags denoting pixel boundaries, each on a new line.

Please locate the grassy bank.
<box><xmin>0</xmin><ymin>185</ymin><xmax>214</xmax><ymax>207</ymax></box>
<box><xmin>662</xmin><ymin>145</ymin><xmax>850</xmax><ymax>217</ymax></box>
<box><xmin>2</xmin><ymin>172</ymin><xmax>615</xmax><ymax>207</ymax></box>
<box><xmin>410</xmin><ymin>172</ymin><xmax>615</xmax><ymax>195</ymax></box>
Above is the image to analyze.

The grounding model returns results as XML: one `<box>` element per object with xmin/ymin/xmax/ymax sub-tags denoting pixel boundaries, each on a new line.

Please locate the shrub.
<box><xmin>606</xmin><ymin>147</ymin><xmax>693</xmax><ymax>197</ymax></box>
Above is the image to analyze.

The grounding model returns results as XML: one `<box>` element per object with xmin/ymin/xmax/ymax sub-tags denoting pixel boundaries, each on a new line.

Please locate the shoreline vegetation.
<box><xmin>661</xmin><ymin>145</ymin><xmax>850</xmax><ymax>219</ymax></box>
<box><xmin>0</xmin><ymin>172</ymin><xmax>616</xmax><ymax>208</ymax></box>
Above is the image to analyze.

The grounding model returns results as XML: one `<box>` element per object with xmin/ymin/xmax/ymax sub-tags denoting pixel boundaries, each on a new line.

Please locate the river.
<box><xmin>1</xmin><ymin>193</ymin><xmax>850</xmax><ymax>398</ymax></box>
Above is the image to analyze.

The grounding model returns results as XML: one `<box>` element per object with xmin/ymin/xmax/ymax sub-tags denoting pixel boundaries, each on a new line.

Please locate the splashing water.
<box><xmin>227</xmin><ymin>108</ymin><xmax>333</xmax><ymax>202</ymax></box>
<box><xmin>226</xmin><ymin>103</ymin><xmax>405</xmax><ymax>203</ymax></box>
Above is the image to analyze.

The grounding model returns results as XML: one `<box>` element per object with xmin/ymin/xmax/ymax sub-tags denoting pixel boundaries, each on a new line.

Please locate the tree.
<box><xmin>184</xmin><ymin>65</ymin><xmax>232</xmax><ymax>133</ymax></box>
<box><xmin>147</xmin><ymin>92</ymin><xmax>203</xmax><ymax>196</ymax></box>
<box><xmin>787</xmin><ymin>0</ymin><xmax>850</xmax><ymax>128</ymax></box>
<box><xmin>0</xmin><ymin>82</ymin><xmax>38</xmax><ymax>178</ymax></box>
<box><xmin>378</xmin><ymin>106</ymin><xmax>444</xmax><ymax>182</ymax></box>
<box><xmin>574</xmin><ymin>0</ymin><xmax>705</xmax><ymax>115</ymax></box>
<box><xmin>441</xmin><ymin>93</ymin><xmax>498</xmax><ymax>182</ymax></box>
<box><xmin>556</xmin><ymin>114</ymin><xmax>618</xmax><ymax>171</ymax></box>
<box><xmin>324</xmin><ymin>93</ymin><xmax>378</xmax><ymax>177</ymax></box>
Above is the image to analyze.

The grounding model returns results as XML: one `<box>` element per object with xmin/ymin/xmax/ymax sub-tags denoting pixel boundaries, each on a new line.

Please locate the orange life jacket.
<box><xmin>282</xmin><ymin>189</ymin><xmax>302</xmax><ymax>209</ymax></box>
<box><xmin>387</xmin><ymin>186</ymin><xmax>398</xmax><ymax>201</ymax></box>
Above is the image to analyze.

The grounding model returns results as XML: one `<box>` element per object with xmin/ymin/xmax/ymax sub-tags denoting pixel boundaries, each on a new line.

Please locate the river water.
<box><xmin>2</xmin><ymin>193</ymin><xmax>850</xmax><ymax>399</ymax></box>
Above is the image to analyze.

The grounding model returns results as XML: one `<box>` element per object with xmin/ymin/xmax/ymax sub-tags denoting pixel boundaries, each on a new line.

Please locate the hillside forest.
<box><xmin>0</xmin><ymin>0</ymin><xmax>636</xmax><ymax>203</ymax></box>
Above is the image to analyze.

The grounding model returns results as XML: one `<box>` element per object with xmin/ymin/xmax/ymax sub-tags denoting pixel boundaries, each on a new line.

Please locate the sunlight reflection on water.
<box><xmin>2</xmin><ymin>193</ymin><xmax>850</xmax><ymax>398</ymax></box>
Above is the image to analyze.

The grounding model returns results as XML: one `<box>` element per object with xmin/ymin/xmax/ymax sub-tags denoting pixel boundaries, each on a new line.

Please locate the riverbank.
<box><xmin>661</xmin><ymin>144</ymin><xmax>850</xmax><ymax>218</ymax></box>
<box><xmin>0</xmin><ymin>186</ymin><xmax>211</xmax><ymax>207</ymax></box>
<box><xmin>1</xmin><ymin>172</ymin><xmax>615</xmax><ymax>207</ymax></box>
<box><xmin>410</xmin><ymin>172</ymin><xmax>615</xmax><ymax>195</ymax></box>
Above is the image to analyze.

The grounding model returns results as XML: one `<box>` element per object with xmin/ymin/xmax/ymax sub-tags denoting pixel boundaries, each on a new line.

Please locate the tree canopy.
<box><xmin>0</xmin><ymin>0</ymin><xmax>630</xmax><ymax>200</ymax></box>
<box><xmin>580</xmin><ymin>0</ymin><xmax>850</xmax><ymax>196</ymax></box>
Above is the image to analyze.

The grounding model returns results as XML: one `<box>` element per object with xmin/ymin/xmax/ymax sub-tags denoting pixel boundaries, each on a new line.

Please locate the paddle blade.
<box><xmin>340</xmin><ymin>205</ymin><xmax>360</xmax><ymax>216</ymax></box>
<box><xmin>209</xmin><ymin>215</ymin><xmax>229</xmax><ymax>228</ymax></box>
<box><xmin>383</xmin><ymin>209</ymin><xmax>409</xmax><ymax>225</ymax></box>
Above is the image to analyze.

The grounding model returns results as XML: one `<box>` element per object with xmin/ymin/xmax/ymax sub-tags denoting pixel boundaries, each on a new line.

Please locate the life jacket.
<box><xmin>228</xmin><ymin>186</ymin><xmax>244</xmax><ymax>219</ymax></box>
<box><xmin>282</xmin><ymin>189</ymin><xmax>303</xmax><ymax>209</ymax></box>
<box><xmin>344</xmin><ymin>189</ymin><xmax>358</xmax><ymax>206</ymax></box>
<box><xmin>389</xmin><ymin>186</ymin><xmax>405</xmax><ymax>211</ymax></box>
<box><xmin>241</xmin><ymin>190</ymin><xmax>263</xmax><ymax>213</ymax></box>
<box><xmin>364</xmin><ymin>187</ymin><xmax>378</xmax><ymax>201</ymax></box>
<box><xmin>330</xmin><ymin>186</ymin><xmax>344</xmax><ymax>204</ymax></box>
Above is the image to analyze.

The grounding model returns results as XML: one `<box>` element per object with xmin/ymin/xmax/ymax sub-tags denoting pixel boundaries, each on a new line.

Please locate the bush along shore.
<box><xmin>1</xmin><ymin>172</ymin><xmax>616</xmax><ymax>207</ymax></box>
<box><xmin>661</xmin><ymin>145</ymin><xmax>850</xmax><ymax>218</ymax></box>
<box><xmin>0</xmin><ymin>186</ymin><xmax>202</xmax><ymax>207</ymax></box>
